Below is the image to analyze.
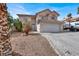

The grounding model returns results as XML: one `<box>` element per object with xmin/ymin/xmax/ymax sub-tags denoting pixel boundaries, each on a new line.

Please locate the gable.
<box><xmin>36</xmin><ymin>9</ymin><xmax>52</xmax><ymax>17</ymax></box>
<box><xmin>17</xmin><ymin>14</ymin><xmax>36</xmax><ymax>21</ymax></box>
<box><xmin>17</xmin><ymin>14</ymin><xmax>31</xmax><ymax>23</ymax></box>
<box><xmin>36</xmin><ymin>9</ymin><xmax>59</xmax><ymax>16</ymax></box>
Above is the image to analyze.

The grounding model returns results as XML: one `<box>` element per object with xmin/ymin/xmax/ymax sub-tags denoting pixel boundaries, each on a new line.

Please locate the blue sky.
<box><xmin>7</xmin><ymin>3</ymin><xmax>79</xmax><ymax>20</ymax></box>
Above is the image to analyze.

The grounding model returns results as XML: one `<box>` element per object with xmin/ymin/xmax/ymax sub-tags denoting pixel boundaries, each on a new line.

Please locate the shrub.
<box><xmin>23</xmin><ymin>21</ymin><xmax>32</xmax><ymax>35</ymax></box>
<box><xmin>7</xmin><ymin>12</ymin><xmax>14</xmax><ymax>29</ymax></box>
<box><xmin>14</xmin><ymin>19</ymin><xmax>22</xmax><ymax>32</ymax></box>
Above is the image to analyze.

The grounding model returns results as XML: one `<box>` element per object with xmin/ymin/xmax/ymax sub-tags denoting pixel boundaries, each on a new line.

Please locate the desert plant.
<box><xmin>23</xmin><ymin>20</ymin><xmax>32</xmax><ymax>35</ymax></box>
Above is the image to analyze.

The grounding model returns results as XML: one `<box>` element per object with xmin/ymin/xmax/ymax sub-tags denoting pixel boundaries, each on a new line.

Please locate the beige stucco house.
<box><xmin>64</xmin><ymin>17</ymin><xmax>79</xmax><ymax>22</ymax></box>
<box><xmin>17</xmin><ymin>9</ymin><xmax>64</xmax><ymax>33</ymax></box>
<box><xmin>17</xmin><ymin>14</ymin><xmax>37</xmax><ymax>31</ymax></box>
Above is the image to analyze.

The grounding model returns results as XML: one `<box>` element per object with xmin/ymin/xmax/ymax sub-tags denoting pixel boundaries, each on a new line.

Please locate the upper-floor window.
<box><xmin>52</xmin><ymin>17</ymin><xmax>55</xmax><ymax>19</ymax></box>
<box><xmin>51</xmin><ymin>16</ymin><xmax>57</xmax><ymax>20</ymax></box>
<box><xmin>38</xmin><ymin>16</ymin><xmax>43</xmax><ymax>20</ymax></box>
<box><xmin>46</xmin><ymin>14</ymin><xmax>49</xmax><ymax>17</ymax></box>
<box><xmin>37</xmin><ymin>19</ymin><xmax>41</xmax><ymax>24</ymax></box>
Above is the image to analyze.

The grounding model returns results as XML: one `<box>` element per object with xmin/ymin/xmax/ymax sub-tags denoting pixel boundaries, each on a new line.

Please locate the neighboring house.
<box><xmin>17</xmin><ymin>9</ymin><xmax>64</xmax><ymax>33</ymax></box>
<box><xmin>64</xmin><ymin>16</ymin><xmax>79</xmax><ymax>22</ymax></box>
<box><xmin>17</xmin><ymin>14</ymin><xmax>37</xmax><ymax>31</ymax></box>
<box><xmin>64</xmin><ymin>16</ymin><xmax>79</xmax><ymax>30</ymax></box>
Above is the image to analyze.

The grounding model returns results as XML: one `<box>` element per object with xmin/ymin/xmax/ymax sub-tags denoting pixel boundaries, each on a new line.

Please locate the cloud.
<box><xmin>55</xmin><ymin>5</ymin><xmax>79</xmax><ymax>20</ymax></box>
<box><xmin>7</xmin><ymin>4</ymin><xmax>31</xmax><ymax>18</ymax></box>
<box><xmin>7</xmin><ymin>3</ymin><xmax>79</xmax><ymax>20</ymax></box>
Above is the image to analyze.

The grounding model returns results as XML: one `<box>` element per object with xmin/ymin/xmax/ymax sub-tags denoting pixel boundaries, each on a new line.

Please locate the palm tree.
<box><xmin>77</xmin><ymin>7</ymin><xmax>79</xmax><ymax>21</ymax></box>
<box><xmin>67</xmin><ymin>13</ymin><xmax>72</xmax><ymax>29</ymax></box>
<box><xmin>67</xmin><ymin>13</ymin><xmax>72</xmax><ymax>18</ymax></box>
<box><xmin>0</xmin><ymin>3</ymin><xmax>12</xmax><ymax>56</ymax></box>
<box><xmin>77</xmin><ymin>7</ymin><xmax>79</xmax><ymax>15</ymax></box>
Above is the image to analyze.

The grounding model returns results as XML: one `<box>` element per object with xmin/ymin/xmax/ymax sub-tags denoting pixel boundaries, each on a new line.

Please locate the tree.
<box><xmin>77</xmin><ymin>7</ymin><xmax>79</xmax><ymax>14</ymax></box>
<box><xmin>67</xmin><ymin>13</ymin><xmax>72</xmax><ymax>30</ymax></box>
<box><xmin>14</xmin><ymin>18</ymin><xmax>23</xmax><ymax>32</ymax></box>
<box><xmin>67</xmin><ymin>13</ymin><xmax>72</xmax><ymax>18</ymax></box>
<box><xmin>0</xmin><ymin>3</ymin><xmax>12</xmax><ymax>55</ymax></box>
<box><xmin>7</xmin><ymin>12</ymin><xmax>14</xmax><ymax>29</ymax></box>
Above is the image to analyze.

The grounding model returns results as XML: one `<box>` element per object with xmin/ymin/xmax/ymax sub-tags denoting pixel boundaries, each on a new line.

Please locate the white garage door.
<box><xmin>40</xmin><ymin>24</ymin><xmax>60</xmax><ymax>32</ymax></box>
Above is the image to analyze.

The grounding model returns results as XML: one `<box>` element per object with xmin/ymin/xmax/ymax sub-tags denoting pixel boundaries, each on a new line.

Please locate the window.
<box><xmin>37</xmin><ymin>20</ymin><xmax>41</xmax><ymax>24</ymax></box>
<box><xmin>38</xmin><ymin>16</ymin><xmax>43</xmax><ymax>20</ymax></box>
<box><xmin>51</xmin><ymin>16</ymin><xmax>57</xmax><ymax>20</ymax></box>
<box><xmin>75</xmin><ymin>23</ymin><xmax>79</xmax><ymax>25</ymax></box>
<box><xmin>46</xmin><ymin>14</ymin><xmax>49</xmax><ymax>16</ymax></box>
<box><xmin>52</xmin><ymin>17</ymin><xmax>55</xmax><ymax>19</ymax></box>
<box><xmin>41</xmin><ymin>17</ymin><xmax>43</xmax><ymax>19</ymax></box>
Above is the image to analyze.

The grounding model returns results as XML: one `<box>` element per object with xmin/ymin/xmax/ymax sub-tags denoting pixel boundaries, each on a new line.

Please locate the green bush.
<box><xmin>14</xmin><ymin>19</ymin><xmax>22</xmax><ymax>32</ymax></box>
<box><xmin>7</xmin><ymin>12</ymin><xmax>14</xmax><ymax>29</ymax></box>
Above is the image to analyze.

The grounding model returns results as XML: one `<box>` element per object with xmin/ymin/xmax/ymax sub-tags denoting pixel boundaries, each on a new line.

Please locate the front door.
<box><xmin>32</xmin><ymin>24</ymin><xmax>36</xmax><ymax>31</ymax></box>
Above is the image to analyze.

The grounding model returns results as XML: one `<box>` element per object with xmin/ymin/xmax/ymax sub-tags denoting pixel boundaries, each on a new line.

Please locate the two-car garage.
<box><xmin>37</xmin><ymin>22</ymin><xmax>63</xmax><ymax>33</ymax></box>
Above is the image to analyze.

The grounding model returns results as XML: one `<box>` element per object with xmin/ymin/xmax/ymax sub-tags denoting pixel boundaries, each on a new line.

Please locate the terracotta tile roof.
<box><xmin>51</xmin><ymin>10</ymin><xmax>60</xmax><ymax>16</ymax></box>
<box><xmin>17</xmin><ymin>14</ymin><xmax>35</xmax><ymax>16</ymax></box>
<box><xmin>17</xmin><ymin>14</ymin><xmax>36</xmax><ymax>20</ymax></box>
<box><xmin>31</xmin><ymin>16</ymin><xmax>36</xmax><ymax>20</ymax></box>
<box><xmin>36</xmin><ymin>9</ymin><xmax>51</xmax><ymax>15</ymax></box>
<box><xmin>36</xmin><ymin>9</ymin><xmax>59</xmax><ymax>16</ymax></box>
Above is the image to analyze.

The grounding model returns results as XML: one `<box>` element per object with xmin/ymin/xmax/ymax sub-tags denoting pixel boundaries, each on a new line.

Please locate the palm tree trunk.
<box><xmin>0</xmin><ymin>3</ymin><xmax>12</xmax><ymax>56</ymax></box>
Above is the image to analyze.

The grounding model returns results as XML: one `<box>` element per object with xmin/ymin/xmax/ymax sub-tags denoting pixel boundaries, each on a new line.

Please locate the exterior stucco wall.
<box><xmin>18</xmin><ymin>16</ymin><xmax>31</xmax><ymax>24</ymax></box>
<box><xmin>60</xmin><ymin>24</ymin><xmax>64</xmax><ymax>32</ymax></box>
<box><xmin>18</xmin><ymin>15</ymin><xmax>37</xmax><ymax>31</ymax></box>
<box><xmin>36</xmin><ymin>9</ymin><xmax>58</xmax><ymax>26</ymax></box>
<box><xmin>37</xmin><ymin>24</ymin><xmax>40</xmax><ymax>32</ymax></box>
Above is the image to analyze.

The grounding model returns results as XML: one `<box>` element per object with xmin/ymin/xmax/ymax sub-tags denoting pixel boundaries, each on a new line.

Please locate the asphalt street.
<box><xmin>41</xmin><ymin>32</ymin><xmax>79</xmax><ymax>56</ymax></box>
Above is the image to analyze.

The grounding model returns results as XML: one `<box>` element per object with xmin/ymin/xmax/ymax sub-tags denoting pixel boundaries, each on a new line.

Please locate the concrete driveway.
<box><xmin>41</xmin><ymin>32</ymin><xmax>79</xmax><ymax>56</ymax></box>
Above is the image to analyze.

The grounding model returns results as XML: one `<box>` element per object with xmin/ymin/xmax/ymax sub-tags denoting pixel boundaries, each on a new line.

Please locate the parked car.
<box><xmin>63</xmin><ymin>22</ymin><xmax>71</xmax><ymax>30</ymax></box>
<box><xmin>73</xmin><ymin>22</ymin><xmax>79</xmax><ymax>31</ymax></box>
<box><xmin>64</xmin><ymin>21</ymin><xmax>79</xmax><ymax>31</ymax></box>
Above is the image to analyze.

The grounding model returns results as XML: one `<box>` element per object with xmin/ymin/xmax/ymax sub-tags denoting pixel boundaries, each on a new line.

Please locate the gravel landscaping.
<box><xmin>10</xmin><ymin>32</ymin><xmax>58</xmax><ymax>56</ymax></box>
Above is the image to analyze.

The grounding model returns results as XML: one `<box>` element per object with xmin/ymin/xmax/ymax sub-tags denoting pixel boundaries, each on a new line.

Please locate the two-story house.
<box><xmin>17</xmin><ymin>9</ymin><xmax>63</xmax><ymax>33</ymax></box>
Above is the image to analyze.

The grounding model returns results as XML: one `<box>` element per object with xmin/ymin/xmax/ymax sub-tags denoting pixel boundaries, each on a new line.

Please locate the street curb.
<box><xmin>46</xmin><ymin>37</ymin><xmax>61</xmax><ymax>56</ymax></box>
<box><xmin>40</xmin><ymin>33</ymin><xmax>61</xmax><ymax>56</ymax></box>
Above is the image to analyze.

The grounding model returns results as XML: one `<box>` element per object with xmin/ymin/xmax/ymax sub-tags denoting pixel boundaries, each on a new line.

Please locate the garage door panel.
<box><xmin>40</xmin><ymin>24</ymin><xmax>60</xmax><ymax>32</ymax></box>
